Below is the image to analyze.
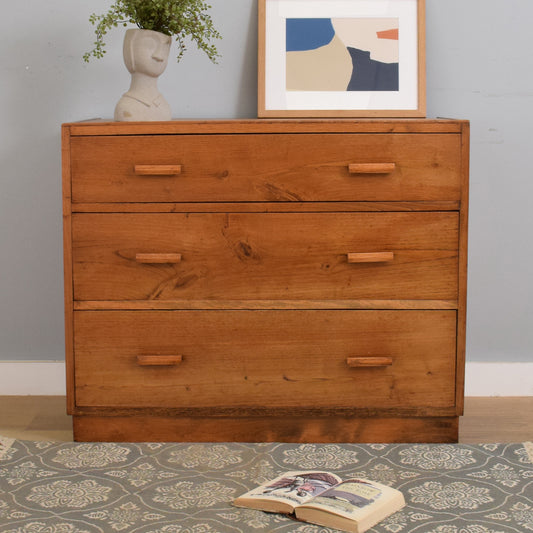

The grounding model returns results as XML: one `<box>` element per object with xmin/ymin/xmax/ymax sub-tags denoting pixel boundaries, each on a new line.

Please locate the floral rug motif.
<box><xmin>0</xmin><ymin>437</ymin><xmax>532</xmax><ymax>533</ymax></box>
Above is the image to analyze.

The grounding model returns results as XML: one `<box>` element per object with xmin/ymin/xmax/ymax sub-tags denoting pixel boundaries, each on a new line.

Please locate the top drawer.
<box><xmin>70</xmin><ymin>133</ymin><xmax>462</xmax><ymax>203</ymax></box>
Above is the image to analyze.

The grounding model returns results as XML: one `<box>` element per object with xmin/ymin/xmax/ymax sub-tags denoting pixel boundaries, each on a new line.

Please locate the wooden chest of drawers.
<box><xmin>62</xmin><ymin>119</ymin><xmax>469</xmax><ymax>442</ymax></box>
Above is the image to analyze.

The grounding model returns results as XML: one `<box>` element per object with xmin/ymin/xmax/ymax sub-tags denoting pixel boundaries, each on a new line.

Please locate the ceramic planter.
<box><xmin>115</xmin><ymin>29</ymin><xmax>172</xmax><ymax>121</ymax></box>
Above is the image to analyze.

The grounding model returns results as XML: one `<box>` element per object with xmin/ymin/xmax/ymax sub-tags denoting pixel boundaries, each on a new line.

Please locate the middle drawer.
<box><xmin>72</xmin><ymin>212</ymin><xmax>459</xmax><ymax>301</ymax></box>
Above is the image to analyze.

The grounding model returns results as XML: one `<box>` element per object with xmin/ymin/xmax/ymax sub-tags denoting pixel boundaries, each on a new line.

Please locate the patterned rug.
<box><xmin>0</xmin><ymin>436</ymin><xmax>532</xmax><ymax>533</ymax></box>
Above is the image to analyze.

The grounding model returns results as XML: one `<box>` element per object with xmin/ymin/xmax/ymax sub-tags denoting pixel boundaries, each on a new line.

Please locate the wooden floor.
<box><xmin>0</xmin><ymin>396</ymin><xmax>531</xmax><ymax>443</ymax></box>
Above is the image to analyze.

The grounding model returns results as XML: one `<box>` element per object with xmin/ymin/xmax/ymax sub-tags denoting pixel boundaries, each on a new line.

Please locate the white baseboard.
<box><xmin>0</xmin><ymin>361</ymin><xmax>532</xmax><ymax>396</ymax></box>
<box><xmin>464</xmin><ymin>362</ymin><xmax>533</xmax><ymax>396</ymax></box>
<box><xmin>0</xmin><ymin>362</ymin><xmax>66</xmax><ymax>395</ymax></box>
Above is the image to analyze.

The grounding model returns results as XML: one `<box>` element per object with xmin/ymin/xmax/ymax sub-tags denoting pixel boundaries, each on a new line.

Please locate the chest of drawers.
<box><xmin>62</xmin><ymin>119</ymin><xmax>469</xmax><ymax>442</ymax></box>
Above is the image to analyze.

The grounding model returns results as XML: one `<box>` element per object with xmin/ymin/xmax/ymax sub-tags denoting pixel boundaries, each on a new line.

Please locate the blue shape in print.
<box><xmin>347</xmin><ymin>48</ymin><xmax>399</xmax><ymax>91</ymax></box>
<box><xmin>286</xmin><ymin>18</ymin><xmax>335</xmax><ymax>51</ymax></box>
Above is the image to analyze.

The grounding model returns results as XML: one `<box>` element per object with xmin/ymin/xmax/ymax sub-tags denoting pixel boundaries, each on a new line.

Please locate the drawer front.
<box><xmin>72</xmin><ymin>212</ymin><xmax>459</xmax><ymax>301</ymax></box>
<box><xmin>74</xmin><ymin>310</ymin><xmax>457</xmax><ymax>409</ymax></box>
<box><xmin>70</xmin><ymin>134</ymin><xmax>462</xmax><ymax>203</ymax></box>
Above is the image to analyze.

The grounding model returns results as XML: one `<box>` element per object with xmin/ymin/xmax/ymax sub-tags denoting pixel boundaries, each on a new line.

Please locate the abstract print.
<box><xmin>286</xmin><ymin>17</ymin><xmax>399</xmax><ymax>92</ymax></box>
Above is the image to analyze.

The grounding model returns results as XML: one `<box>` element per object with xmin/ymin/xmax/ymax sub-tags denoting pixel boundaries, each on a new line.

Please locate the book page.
<box><xmin>301</xmin><ymin>478</ymin><xmax>402</xmax><ymax>519</ymax></box>
<box><xmin>238</xmin><ymin>471</ymin><xmax>342</xmax><ymax>507</ymax></box>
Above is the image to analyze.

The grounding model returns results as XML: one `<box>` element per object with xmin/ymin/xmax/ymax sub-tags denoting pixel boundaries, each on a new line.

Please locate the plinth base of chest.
<box><xmin>72</xmin><ymin>414</ymin><xmax>459</xmax><ymax>443</ymax></box>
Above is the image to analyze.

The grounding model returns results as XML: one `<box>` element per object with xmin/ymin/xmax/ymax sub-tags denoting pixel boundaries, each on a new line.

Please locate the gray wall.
<box><xmin>1</xmin><ymin>0</ymin><xmax>531</xmax><ymax>362</ymax></box>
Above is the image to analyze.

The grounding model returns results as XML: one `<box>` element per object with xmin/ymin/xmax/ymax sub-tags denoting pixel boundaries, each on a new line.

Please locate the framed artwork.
<box><xmin>258</xmin><ymin>0</ymin><xmax>426</xmax><ymax>118</ymax></box>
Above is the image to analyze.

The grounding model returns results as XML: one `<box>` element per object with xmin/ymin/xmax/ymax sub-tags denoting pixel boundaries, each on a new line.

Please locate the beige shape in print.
<box><xmin>332</xmin><ymin>18</ymin><xmax>399</xmax><ymax>64</ymax></box>
<box><xmin>286</xmin><ymin>34</ymin><xmax>352</xmax><ymax>91</ymax></box>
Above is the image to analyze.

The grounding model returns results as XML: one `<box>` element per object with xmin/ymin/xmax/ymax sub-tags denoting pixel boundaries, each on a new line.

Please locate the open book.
<box><xmin>233</xmin><ymin>471</ymin><xmax>405</xmax><ymax>533</ymax></box>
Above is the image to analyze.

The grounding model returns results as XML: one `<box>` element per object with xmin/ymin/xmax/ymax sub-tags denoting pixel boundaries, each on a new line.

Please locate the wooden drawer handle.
<box><xmin>347</xmin><ymin>252</ymin><xmax>394</xmax><ymax>263</ymax></box>
<box><xmin>135</xmin><ymin>253</ymin><xmax>182</xmax><ymax>264</ymax></box>
<box><xmin>346</xmin><ymin>356</ymin><xmax>393</xmax><ymax>368</ymax></box>
<box><xmin>137</xmin><ymin>355</ymin><xmax>183</xmax><ymax>366</ymax></box>
<box><xmin>348</xmin><ymin>163</ymin><xmax>396</xmax><ymax>174</ymax></box>
<box><xmin>134</xmin><ymin>164</ymin><xmax>182</xmax><ymax>176</ymax></box>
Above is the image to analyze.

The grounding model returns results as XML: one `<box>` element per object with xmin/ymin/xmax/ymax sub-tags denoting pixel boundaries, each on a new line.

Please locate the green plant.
<box><xmin>83</xmin><ymin>0</ymin><xmax>221</xmax><ymax>63</ymax></box>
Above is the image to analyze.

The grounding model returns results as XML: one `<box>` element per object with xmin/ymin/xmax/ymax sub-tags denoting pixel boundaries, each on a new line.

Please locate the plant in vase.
<box><xmin>84</xmin><ymin>0</ymin><xmax>221</xmax><ymax>121</ymax></box>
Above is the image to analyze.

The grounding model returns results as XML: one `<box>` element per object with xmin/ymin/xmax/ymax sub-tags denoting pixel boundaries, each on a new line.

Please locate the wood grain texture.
<box><xmin>347</xmin><ymin>252</ymin><xmax>394</xmax><ymax>263</ymax></box>
<box><xmin>73</xmin><ymin>299</ymin><xmax>459</xmax><ymax>311</ymax></box>
<box><xmin>62</xmin><ymin>118</ymin><xmax>469</xmax><ymax>443</ymax></box>
<box><xmin>61</xmin><ymin>125</ymin><xmax>75</xmax><ymax>415</ymax></box>
<box><xmin>134</xmin><ymin>164</ymin><xmax>182</xmax><ymax>176</ymax></box>
<box><xmin>72</xmin><ymin>201</ymin><xmax>461</xmax><ymax>213</ymax></box>
<box><xmin>73</xmin><ymin>415</ymin><xmax>459</xmax><ymax>443</ymax></box>
<box><xmin>460</xmin><ymin>397</ymin><xmax>533</xmax><ymax>443</ymax></box>
<box><xmin>8</xmin><ymin>396</ymin><xmax>533</xmax><ymax>443</ymax></box>
<box><xmin>70</xmin><ymin>134</ymin><xmax>462</xmax><ymax>203</ymax></box>
<box><xmin>66</xmin><ymin>119</ymin><xmax>466</xmax><ymax>137</ymax></box>
<box><xmin>135</xmin><ymin>253</ymin><xmax>182</xmax><ymax>264</ymax></box>
<box><xmin>73</xmin><ymin>310</ymin><xmax>457</xmax><ymax>410</ymax></box>
<box><xmin>72</xmin><ymin>212</ymin><xmax>459</xmax><ymax>301</ymax></box>
<box><xmin>348</xmin><ymin>163</ymin><xmax>396</xmax><ymax>174</ymax></box>
<box><xmin>346</xmin><ymin>356</ymin><xmax>393</xmax><ymax>368</ymax></box>
<box><xmin>455</xmin><ymin>121</ymin><xmax>470</xmax><ymax>414</ymax></box>
<box><xmin>136</xmin><ymin>355</ymin><xmax>183</xmax><ymax>366</ymax></box>
<box><xmin>70</xmin><ymin>404</ymin><xmax>458</xmax><ymax>419</ymax></box>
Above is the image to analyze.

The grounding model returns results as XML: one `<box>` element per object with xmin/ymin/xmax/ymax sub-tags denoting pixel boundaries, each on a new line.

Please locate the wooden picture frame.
<box><xmin>258</xmin><ymin>0</ymin><xmax>426</xmax><ymax>118</ymax></box>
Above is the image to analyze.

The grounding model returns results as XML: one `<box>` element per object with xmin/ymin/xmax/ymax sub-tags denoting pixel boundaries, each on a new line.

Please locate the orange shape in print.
<box><xmin>377</xmin><ymin>28</ymin><xmax>399</xmax><ymax>40</ymax></box>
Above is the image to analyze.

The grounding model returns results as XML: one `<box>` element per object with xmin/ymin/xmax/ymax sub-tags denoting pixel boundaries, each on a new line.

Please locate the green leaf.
<box><xmin>83</xmin><ymin>0</ymin><xmax>221</xmax><ymax>63</ymax></box>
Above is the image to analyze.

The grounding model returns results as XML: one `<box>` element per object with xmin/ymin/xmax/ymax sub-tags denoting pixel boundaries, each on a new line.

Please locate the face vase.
<box><xmin>114</xmin><ymin>29</ymin><xmax>172</xmax><ymax>121</ymax></box>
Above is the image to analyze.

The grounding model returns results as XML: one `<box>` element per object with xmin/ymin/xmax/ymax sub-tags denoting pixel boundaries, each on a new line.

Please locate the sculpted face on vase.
<box><xmin>114</xmin><ymin>28</ymin><xmax>172</xmax><ymax>121</ymax></box>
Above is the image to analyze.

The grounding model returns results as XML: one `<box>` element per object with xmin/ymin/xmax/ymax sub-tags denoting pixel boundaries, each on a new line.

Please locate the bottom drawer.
<box><xmin>74</xmin><ymin>310</ymin><xmax>457</xmax><ymax>410</ymax></box>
